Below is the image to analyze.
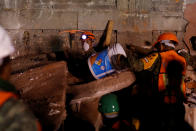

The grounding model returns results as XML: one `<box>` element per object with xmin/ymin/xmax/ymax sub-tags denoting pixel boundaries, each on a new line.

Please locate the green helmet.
<box><xmin>98</xmin><ymin>93</ymin><xmax>119</xmax><ymax>118</ymax></box>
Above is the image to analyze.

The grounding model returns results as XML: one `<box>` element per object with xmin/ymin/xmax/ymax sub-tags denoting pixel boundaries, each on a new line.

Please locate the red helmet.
<box><xmin>153</xmin><ymin>32</ymin><xmax>179</xmax><ymax>47</ymax></box>
<box><xmin>81</xmin><ymin>31</ymin><xmax>95</xmax><ymax>41</ymax></box>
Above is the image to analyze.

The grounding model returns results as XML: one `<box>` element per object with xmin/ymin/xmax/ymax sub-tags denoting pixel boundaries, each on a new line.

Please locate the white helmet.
<box><xmin>0</xmin><ymin>26</ymin><xmax>15</xmax><ymax>65</ymax></box>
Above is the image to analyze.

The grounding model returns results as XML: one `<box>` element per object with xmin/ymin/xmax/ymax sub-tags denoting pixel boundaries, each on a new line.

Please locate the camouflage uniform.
<box><xmin>0</xmin><ymin>78</ymin><xmax>41</xmax><ymax>131</ymax></box>
<box><xmin>126</xmin><ymin>48</ymin><xmax>191</xmax><ymax>131</ymax></box>
<box><xmin>127</xmin><ymin>47</ymin><xmax>189</xmax><ymax>74</ymax></box>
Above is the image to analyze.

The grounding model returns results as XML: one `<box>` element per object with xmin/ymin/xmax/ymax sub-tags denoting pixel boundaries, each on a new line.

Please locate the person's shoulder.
<box><xmin>0</xmin><ymin>98</ymin><xmax>38</xmax><ymax>131</ymax></box>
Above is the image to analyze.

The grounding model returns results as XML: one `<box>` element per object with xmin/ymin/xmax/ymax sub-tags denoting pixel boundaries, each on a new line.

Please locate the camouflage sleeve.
<box><xmin>127</xmin><ymin>49</ymin><xmax>159</xmax><ymax>72</ymax></box>
<box><xmin>140</xmin><ymin>53</ymin><xmax>160</xmax><ymax>71</ymax></box>
<box><xmin>0</xmin><ymin>98</ymin><xmax>40</xmax><ymax>131</ymax></box>
<box><xmin>126</xmin><ymin>49</ymin><xmax>144</xmax><ymax>72</ymax></box>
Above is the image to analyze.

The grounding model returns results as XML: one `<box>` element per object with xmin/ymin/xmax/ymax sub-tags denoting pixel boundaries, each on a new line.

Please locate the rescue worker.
<box><xmin>127</xmin><ymin>32</ymin><xmax>188</xmax><ymax>103</ymax></box>
<box><xmin>0</xmin><ymin>26</ymin><xmax>41</xmax><ymax>131</ymax></box>
<box><xmin>80</xmin><ymin>31</ymin><xmax>97</xmax><ymax>58</ymax></box>
<box><xmin>98</xmin><ymin>93</ymin><xmax>135</xmax><ymax>131</ymax></box>
<box><xmin>126</xmin><ymin>32</ymin><xmax>192</xmax><ymax>131</ymax></box>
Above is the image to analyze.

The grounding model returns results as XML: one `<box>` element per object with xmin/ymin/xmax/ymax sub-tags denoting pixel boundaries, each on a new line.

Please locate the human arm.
<box><xmin>126</xmin><ymin>48</ymin><xmax>159</xmax><ymax>72</ymax></box>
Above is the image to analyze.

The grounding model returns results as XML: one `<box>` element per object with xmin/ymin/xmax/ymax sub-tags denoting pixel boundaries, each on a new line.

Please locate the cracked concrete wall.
<box><xmin>0</xmin><ymin>0</ymin><xmax>193</xmax><ymax>58</ymax></box>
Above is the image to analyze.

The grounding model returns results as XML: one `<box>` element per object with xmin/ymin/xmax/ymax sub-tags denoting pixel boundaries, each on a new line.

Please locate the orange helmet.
<box><xmin>81</xmin><ymin>31</ymin><xmax>95</xmax><ymax>41</ymax></box>
<box><xmin>153</xmin><ymin>32</ymin><xmax>179</xmax><ymax>47</ymax></box>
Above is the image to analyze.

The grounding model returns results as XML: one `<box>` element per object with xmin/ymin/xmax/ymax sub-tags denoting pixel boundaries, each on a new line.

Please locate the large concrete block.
<box><xmin>151</xmin><ymin>14</ymin><xmax>184</xmax><ymax>31</ymax></box>
<box><xmin>19</xmin><ymin>9</ymin><xmax>77</xmax><ymax>29</ymax></box>
<box><xmin>0</xmin><ymin>10</ymin><xmax>21</xmax><ymax>29</ymax></box>
<box><xmin>117</xmin><ymin>0</ymin><xmax>129</xmax><ymax>11</ymax></box>
<box><xmin>79</xmin><ymin>9</ymin><xmax>151</xmax><ymax>32</ymax></box>
<box><xmin>117</xmin><ymin>31</ymin><xmax>152</xmax><ymax>47</ymax></box>
<box><xmin>7</xmin><ymin>29</ymin><xmax>69</xmax><ymax>57</ymax></box>
<box><xmin>78</xmin><ymin>10</ymin><xmax>114</xmax><ymax>30</ymax></box>
<box><xmin>185</xmin><ymin>104</ymin><xmax>196</xmax><ymax>131</ymax></box>
<box><xmin>10</xmin><ymin>54</ymin><xmax>53</xmax><ymax>74</ymax></box>
<box><xmin>115</xmin><ymin>14</ymin><xmax>151</xmax><ymax>32</ymax></box>
<box><xmin>92</xmin><ymin>0</ymin><xmax>116</xmax><ymax>6</ymax></box>
<box><xmin>0</xmin><ymin>0</ymin><xmax>26</xmax><ymax>9</ymax></box>
<box><xmin>0</xmin><ymin>9</ymin><xmax>78</xmax><ymax>29</ymax></box>
<box><xmin>129</xmin><ymin>0</ymin><xmax>152</xmax><ymax>13</ymax></box>
<box><xmin>152</xmin><ymin>0</ymin><xmax>183</xmax><ymax>12</ymax></box>
<box><xmin>10</xmin><ymin>61</ymin><xmax>68</xmax><ymax>131</ymax></box>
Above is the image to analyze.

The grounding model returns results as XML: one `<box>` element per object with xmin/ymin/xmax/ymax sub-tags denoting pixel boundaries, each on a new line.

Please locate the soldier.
<box><xmin>0</xmin><ymin>26</ymin><xmax>41</xmax><ymax>131</ymax></box>
<box><xmin>126</xmin><ymin>32</ymin><xmax>192</xmax><ymax>130</ymax></box>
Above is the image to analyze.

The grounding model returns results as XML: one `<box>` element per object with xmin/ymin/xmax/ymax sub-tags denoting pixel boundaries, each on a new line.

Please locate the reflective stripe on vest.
<box><xmin>0</xmin><ymin>91</ymin><xmax>17</xmax><ymax>107</ymax></box>
<box><xmin>158</xmin><ymin>50</ymin><xmax>186</xmax><ymax>95</ymax></box>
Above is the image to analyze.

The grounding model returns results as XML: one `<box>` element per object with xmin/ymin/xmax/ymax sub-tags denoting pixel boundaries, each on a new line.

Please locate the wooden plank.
<box><xmin>103</xmin><ymin>20</ymin><xmax>114</xmax><ymax>47</ymax></box>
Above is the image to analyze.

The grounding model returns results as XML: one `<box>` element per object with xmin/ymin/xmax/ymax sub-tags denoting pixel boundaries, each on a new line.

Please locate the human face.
<box><xmin>81</xmin><ymin>39</ymin><xmax>93</xmax><ymax>51</ymax></box>
<box><xmin>159</xmin><ymin>40</ymin><xmax>175</xmax><ymax>51</ymax></box>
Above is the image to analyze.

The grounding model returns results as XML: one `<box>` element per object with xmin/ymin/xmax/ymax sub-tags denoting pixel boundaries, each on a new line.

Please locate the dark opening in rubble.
<box><xmin>190</xmin><ymin>36</ymin><xmax>196</xmax><ymax>50</ymax></box>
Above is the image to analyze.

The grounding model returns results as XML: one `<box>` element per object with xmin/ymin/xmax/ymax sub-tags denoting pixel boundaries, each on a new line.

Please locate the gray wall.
<box><xmin>0</xmin><ymin>0</ymin><xmax>193</xmax><ymax>58</ymax></box>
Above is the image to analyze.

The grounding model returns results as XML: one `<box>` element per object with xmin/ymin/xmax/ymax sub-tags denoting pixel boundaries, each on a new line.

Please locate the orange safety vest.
<box><xmin>0</xmin><ymin>91</ymin><xmax>17</xmax><ymax>107</ymax></box>
<box><xmin>158</xmin><ymin>50</ymin><xmax>186</xmax><ymax>97</ymax></box>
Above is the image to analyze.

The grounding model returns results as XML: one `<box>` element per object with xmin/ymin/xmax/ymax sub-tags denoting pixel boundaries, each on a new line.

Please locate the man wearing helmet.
<box><xmin>80</xmin><ymin>31</ymin><xmax>97</xmax><ymax>58</ymax></box>
<box><xmin>128</xmin><ymin>32</ymin><xmax>188</xmax><ymax>102</ymax></box>
<box><xmin>98</xmin><ymin>93</ymin><xmax>135</xmax><ymax>131</ymax></box>
<box><xmin>0</xmin><ymin>26</ymin><xmax>41</xmax><ymax>131</ymax></box>
<box><xmin>127</xmin><ymin>32</ymin><xmax>191</xmax><ymax>130</ymax></box>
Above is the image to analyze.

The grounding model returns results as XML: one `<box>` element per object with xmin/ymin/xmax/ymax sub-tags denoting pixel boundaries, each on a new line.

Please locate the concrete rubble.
<box><xmin>10</xmin><ymin>61</ymin><xmax>68</xmax><ymax>131</ymax></box>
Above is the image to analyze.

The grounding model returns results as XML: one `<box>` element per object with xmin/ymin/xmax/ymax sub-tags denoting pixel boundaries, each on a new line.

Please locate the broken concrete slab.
<box><xmin>69</xmin><ymin>70</ymin><xmax>135</xmax><ymax>104</ymax></box>
<box><xmin>69</xmin><ymin>70</ymin><xmax>135</xmax><ymax>130</ymax></box>
<box><xmin>71</xmin><ymin>98</ymin><xmax>102</xmax><ymax>131</ymax></box>
<box><xmin>10</xmin><ymin>54</ymin><xmax>54</xmax><ymax>74</ymax></box>
<box><xmin>10</xmin><ymin>61</ymin><xmax>68</xmax><ymax>131</ymax></box>
<box><xmin>185</xmin><ymin>104</ymin><xmax>196</xmax><ymax>131</ymax></box>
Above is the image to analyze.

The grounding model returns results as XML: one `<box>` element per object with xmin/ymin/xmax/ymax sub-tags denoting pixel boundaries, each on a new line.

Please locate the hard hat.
<box><xmin>0</xmin><ymin>26</ymin><xmax>15</xmax><ymax>65</ymax></box>
<box><xmin>153</xmin><ymin>32</ymin><xmax>179</xmax><ymax>47</ymax></box>
<box><xmin>98</xmin><ymin>93</ymin><xmax>119</xmax><ymax>118</ymax></box>
<box><xmin>81</xmin><ymin>31</ymin><xmax>95</xmax><ymax>41</ymax></box>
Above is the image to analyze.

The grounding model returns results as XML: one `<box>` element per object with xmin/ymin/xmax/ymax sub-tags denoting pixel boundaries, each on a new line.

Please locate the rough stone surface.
<box><xmin>117</xmin><ymin>31</ymin><xmax>153</xmax><ymax>47</ymax></box>
<box><xmin>0</xmin><ymin>0</ymin><xmax>189</xmax><ymax>57</ymax></box>
<box><xmin>151</xmin><ymin>14</ymin><xmax>185</xmax><ymax>31</ymax></box>
<box><xmin>10</xmin><ymin>61</ymin><xmax>68</xmax><ymax>131</ymax></box>
<box><xmin>184</xmin><ymin>2</ymin><xmax>196</xmax><ymax>55</ymax></box>
<box><xmin>70</xmin><ymin>71</ymin><xmax>135</xmax><ymax>103</ymax></box>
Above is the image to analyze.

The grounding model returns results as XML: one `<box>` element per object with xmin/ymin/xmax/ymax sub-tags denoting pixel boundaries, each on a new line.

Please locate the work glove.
<box><xmin>186</xmin><ymin>88</ymin><xmax>196</xmax><ymax>107</ymax></box>
<box><xmin>177</xmin><ymin>49</ymin><xmax>190</xmax><ymax>62</ymax></box>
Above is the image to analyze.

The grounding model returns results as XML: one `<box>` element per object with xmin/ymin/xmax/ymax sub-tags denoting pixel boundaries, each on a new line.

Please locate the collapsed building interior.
<box><xmin>1</xmin><ymin>0</ymin><xmax>196</xmax><ymax>131</ymax></box>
